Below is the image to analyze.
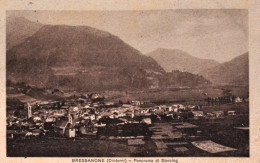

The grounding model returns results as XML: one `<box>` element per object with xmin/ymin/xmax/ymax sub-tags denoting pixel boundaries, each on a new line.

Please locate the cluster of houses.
<box><xmin>6</xmin><ymin>93</ymin><xmax>243</xmax><ymax>139</ymax></box>
<box><xmin>206</xmin><ymin>96</ymin><xmax>247</xmax><ymax>105</ymax></box>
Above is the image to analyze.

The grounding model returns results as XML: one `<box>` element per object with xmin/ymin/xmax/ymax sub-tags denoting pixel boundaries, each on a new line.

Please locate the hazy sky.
<box><xmin>8</xmin><ymin>10</ymin><xmax>248</xmax><ymax>62</ymax></box>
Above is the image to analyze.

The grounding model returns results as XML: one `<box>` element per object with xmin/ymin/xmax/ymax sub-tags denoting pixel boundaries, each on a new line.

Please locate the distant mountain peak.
<box><xmin>147</xmin><ymin>48</ymin><xmax>220</xmax><ymax>74</ymax></box>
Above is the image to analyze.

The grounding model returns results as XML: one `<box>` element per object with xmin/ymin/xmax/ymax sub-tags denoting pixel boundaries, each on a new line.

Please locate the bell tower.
<box><xmin>27</xmin><ymin>103</ymin><xmax>32</xmax><ymax>119</ymax></box>
<box><xmin>68</xmin><ymin>112</ymin><xmax>73</xmax><ymax>124</ymax></box>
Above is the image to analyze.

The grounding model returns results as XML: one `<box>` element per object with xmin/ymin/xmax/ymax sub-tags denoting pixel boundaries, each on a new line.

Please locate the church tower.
<box><xmin>27</xmin><ymin>103</ymin><xmax>32</xmax><ymax>119</ymax></box>
<box><xmin>68</xmin><ymin>112</ymin><xmax>73</xmax><ymax>124</ymax></box>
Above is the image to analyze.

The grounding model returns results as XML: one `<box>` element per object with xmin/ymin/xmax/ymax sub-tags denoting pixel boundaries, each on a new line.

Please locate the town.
<box><xmin>7</xmin><ymin>91</ymin><xmax>249</xmax><ymax>157</ymax></box>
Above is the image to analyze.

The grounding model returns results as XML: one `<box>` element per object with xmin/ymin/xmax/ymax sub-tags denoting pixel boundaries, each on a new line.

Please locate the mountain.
<box><xmin>7</xmin><ymin>19</ymin><xmax>212</xmax><ymax>91</ymax></box>
<box><xmin>147</xmin><ymin>48</ymin><xmax>220</xmax><ymax>74</ymax></box>
<box><xmin>6</xmin><ymin>16</ymin><xmax>43</xmax><ymax>50</ymax></box>
<box><xmin>199</xmin><ymin>52</ymin><xmax>249</xmax><ymax>86</ymax></box>
<box><xmin>7</xmin><ymin>24</ymin><xmax>165</xmax><ymax>91</ymax></box>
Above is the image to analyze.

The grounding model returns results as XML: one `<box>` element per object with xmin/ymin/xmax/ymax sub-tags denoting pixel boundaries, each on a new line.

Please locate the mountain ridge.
<box><xmin>6</xmin><ymin>16</ymin><xmax>43</xmax><ymax>50</ymax></box>
<box><xmin>7</xmin><ymin>18</ymin><xmax>212</xmax><ymax>91</ymax></box>
<box><xmin>147</xmin><ymin>48</ymin><xmax>220</xmax><ymax>74</ymax></box>
<box><xmin>199</xmin><ymin>52</ymin><xmax>249</xmax><ymax>86</ymax></box>
<box><xmin>7</xmin><ymin>24</ymin><xmax>165</xmax><ymax>90</ymax></box>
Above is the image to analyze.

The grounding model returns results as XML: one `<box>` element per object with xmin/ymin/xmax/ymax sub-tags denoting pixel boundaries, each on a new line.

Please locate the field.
<box><xmin>7</xmin><ymin>122</ymin><xmax>248</xmax><ymax>157</ymax></box>
<box><xmin>7</xmin><ymin>84</ymin><xmax>248</xmax><ymax>106</ymax></box>
<box><xmin>99</xmin><ymin>86</ymin><xmax>248</xmax><ymax>104</ymax></box>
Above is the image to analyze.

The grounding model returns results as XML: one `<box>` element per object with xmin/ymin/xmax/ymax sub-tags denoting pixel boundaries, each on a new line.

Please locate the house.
<box><xmin>71</xmin><ymin>106</ymin><xmax>79</xmax><ymax>112</ymax></box>
<box><xmin>212</xmin><ymin>111</ymin><xmax>224</xmax><ymax>117</ymax></box>
<box><xmin>45</xmin><ymin>116</ymin><xmax>55</xmax><ymax>123</ymax></box>
<box><xmin>155</xmin><ymin>108</ymin><xmax>164</xmax><ymax>115</ymax></box>
<box><xmin>95</xmin><ymin>122</ymin><xmax>106</xmax><ymax>127</ymax></box>
<box><xmin>190</xmin><ymin>105</ymin><xmax>201</xmax><ymax>111</ymax></box>
<box><xmin>82</xmin><ymin>114</ymin><xmax>95</xmax><ymax>121</ymax></box>
<box><xmin>172</xmin><ymin>104</ymin><xmax>185</xmax><ymax>112</ymax></box>
<box><xmin>32</xmin><ymin>129</ymin><xmax>42</xmax><ymax>136</ymax></box>
<box><xmin>33</xmin><ymin>116</ymin><xmax>42</xmax><ymax>122</ymax></box>
<box><xmin>53</xmin><ymin>114</ymin><xmax>76</xmax><ymax>138</ymax></box>
<box><xmin>118</xmin><ymin>111</ymin><xmax>126</xmax><ymax>117</ymax></box>
<box><xmin>54</xmin><ymin>110</ymin><xmax>66</xmax><ymax>117</ymax></box>
<box><xmin>141</xmin><ymin>117</ymin><xmax>152</xmax><ymax>125</ymax></box>
<box><xmin>173</xmin><ymin>108</ymin><xmax>179</xmax><ymax>112</ymax></box>
<box><xmin>53</xmin><ymin>118</ymin><xmax>68</xmax><ymax>136</ymax></box>
<box><xmin>206</xmin><ymin>113</ymin><xmax>215</xmax><ymax>117</ymax></box>
<box><xmin>70</xmin><ymin>111</ymin><xmax>80</xmax><ymax>119</ymax></box>
<box><xmin>65</xmin><ymin>123</ymin><xmax>76</xmax><ymax>138</ymax></box>
<box><xmin>89</xmin><ymin>114</ymin><xmax>96</xmax><ymax>121</ymax></box>
<box><xmin>140</xmin><ymin>109</ymin><xmax>149</xmax><ymax>114</ymax></box>
<box><xmin>95</xmin><ymin>114</ymin><xmax>102</xmax><ymax>121</ymax></box>
<box><xmin>125</xmin><ymin>110</ymin><xmax>134</xmax><ymax>118</ymax></box>
<box><xmin>191</xmin><ymin>111</ymin><xmax>204</xmax><ymax>117</ymax></box>
<box><xmin>166</xmin><ymin>106</ymin><xmax>173</xmax><ymax>112</ymax></box>
<box><xmin>132</xmin><ymin>101</ymin><xmax>141</xmax><ymax>106</ymax></box>
<box><xmin>109</xmin><ymin>114</ymin><xmax>115</xmax><ymax>119</ymax></box>
<box><xmin>235</xmin><ymin>97</ymin><xmax>242</xmax><ymax>103</ymax></box>
<box><xmin>84</xmin><ymin>104</ymin><xmax>91</xmax><ymax>109</ymax></box>
<box><xmin>122</xmin><ymin>104</ymin><xmax>132</xmax><ymax>108</ymax></box>
<box><xmin>83</xmin><ymin>125</ymin><xmax>98</xmax><ymax>136</ymax></box>
<box><xmin>140</xmin><ymin>101</ymin><xmax>153</xmax><ymax>107</ymax></box>
<box><xmin>227</xmin><ymin>110</ymin><xmax>236</xmax><ymax>116</ymax></box>
<box><xmin>172</xmin><ymin>104</ymin><xmax>181</xmax><ymax>108</ymax></box>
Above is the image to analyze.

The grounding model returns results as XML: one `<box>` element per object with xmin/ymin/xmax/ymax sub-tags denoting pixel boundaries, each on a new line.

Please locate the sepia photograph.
<box><xmin>6</xmin><ymin>9</ymin><xmax>249</xmax><ymax>157</ymax></box>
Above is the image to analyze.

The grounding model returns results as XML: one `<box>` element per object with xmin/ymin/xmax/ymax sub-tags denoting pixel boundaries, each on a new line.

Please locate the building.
<box><xmin>27</xmin><ymin>103</ymin><xmax>32</xmax><ymax>119</ymax></box>
<box><xmin>141</xmin><ymin>117</ymin><xmax>152</xmax><ymax>125</ymax></box>
<box><xmin>212</xmin><ymin>111</ymin><xmax>224</xmax><ymax>117</ymax></box>
<box><xmin>235</xmin><ymin>97</ymin><xmax>243</xmax><ymax>103</ymax></box>
<box><xmin>227</xmin><ymin>110</ymin><xmax>237</xmax><ymax>116</ymax></box>
<box><xmin>191</xmin><ymin>111</ymin><xmax>204</xmax><ymax>117</ymax></box>
<box><xmin>53</xmin><ymin>114</ymin><xmax>76</xmax><ymax>138</ymax></box>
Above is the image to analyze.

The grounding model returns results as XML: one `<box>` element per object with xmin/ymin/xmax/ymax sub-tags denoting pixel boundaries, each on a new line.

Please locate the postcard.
<box><xmin>0</xmin><ymin>0</ymin><xmax>259</xmax><ymax>163</ymax></box>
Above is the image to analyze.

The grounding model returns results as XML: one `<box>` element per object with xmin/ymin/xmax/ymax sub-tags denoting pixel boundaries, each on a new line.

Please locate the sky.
<box><xmin>7</xmin><ymin>9</ymin><xmax>248</xmax><ymax>62</ymax></box>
